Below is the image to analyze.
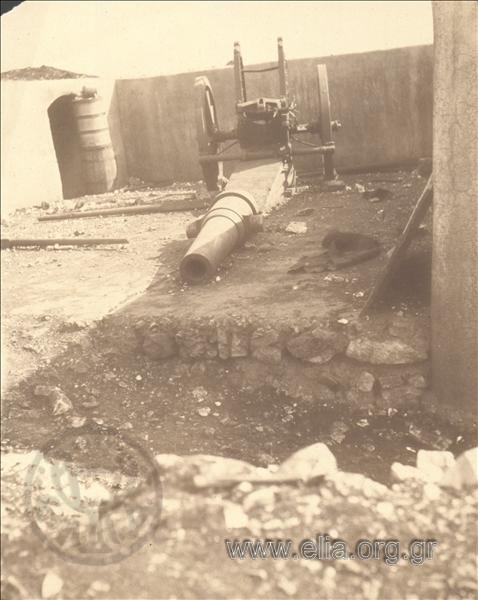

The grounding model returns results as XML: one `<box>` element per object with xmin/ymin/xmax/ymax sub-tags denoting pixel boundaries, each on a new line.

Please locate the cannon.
<box><xmin>194</xmin><ymin>37</ymin><xmax>341</xmax><ymax>190</ymax></box>
<box><xmin>181</xmin><ymin>38</ymin><xmax>341</xmax><ymax>284</ymax></box>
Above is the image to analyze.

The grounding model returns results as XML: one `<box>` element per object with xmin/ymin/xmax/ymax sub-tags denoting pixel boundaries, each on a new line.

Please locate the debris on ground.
<box><xmin>293</xmin><ymin>185</ymin><xmax>310</xmax><ymax>194</ymax></box>
<box><xmin>288</xmin><ymin>230</ymin><xmax>381</xmax><ymax>273</ymax></box>
<box><xmin>3</xmin><ymin>170</ymin><xmax>472</xmax><ymax>599</ymax></box>
<box><xmin>3</xmin><ymin>440</ymin><xmax>476</xmax><ymax>599</ymax></box>
<box><xmin>295</xmin><ymin>207</ymin><xmax>315</xmax><ymax>216</ymax></box>
<box><xmin>362</xmin><ymin>188</ymin><xmax>393</xmax><ymax>202</ymax></box>
<box><xmin>408</xmin><ymin>424</ymin><xmax>452</xmax><ymax>450</ymax></box>
<box><xmin>285</xmin><ymin>221</ymin><xmax>308</xmax><ymax>234</ymax></box>
<box><xmin>33</xmin><ymin>385</ymin><xmax>73</xmax><ymax>415</ymax></box>
<box><xmin>322</xmin><ymin>179</ymin><xmax>346</xmax><ymax>191</ymax></box>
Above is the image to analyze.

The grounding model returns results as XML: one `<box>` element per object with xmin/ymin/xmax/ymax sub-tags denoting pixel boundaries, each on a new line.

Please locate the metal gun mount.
<box><xmin>195</xmin><ymin>37</ymin><xmax>341</xmax><ymax>191</ymax></box>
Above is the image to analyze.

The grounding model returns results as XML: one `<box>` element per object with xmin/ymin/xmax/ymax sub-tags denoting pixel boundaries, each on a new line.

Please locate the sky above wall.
<box><xmin>1</xmin><ymin>1</ymin><xmax>433</xmax><ymax>78</ymax></box>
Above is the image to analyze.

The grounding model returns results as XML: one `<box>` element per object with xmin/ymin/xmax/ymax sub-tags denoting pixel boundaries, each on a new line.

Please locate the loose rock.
<box><xmin>41</xmin><ymin>572</ymin><xmax>63</xmax><ymax>599</ymax></box>
<box><xmin>416</xmin><ymin>450</ymin><xmax>455</xmax><ymax>483</ymax></box>
<box><xmin>34</xmin><ymin>385</ymin><xmax>73</xmax><ymax>415</ymax></box>
<box><xmin>346</xmin><ymin>337</ymin><xmax>427</xmax><ymax>364</ymax></box>
<box><xmin>197</xmin><ymin>407</ymin><xmax>211</xmax><ymax>417</ymax></box>
<box><xmin>250</xmin><ymin>328</ymin><xmax>282</xmax><ymax>364</ymax></box>
<box><xmin>223</xmin><ymin>502</ymin><xmax>249</xmax><ymax>529</ymax></box>
<box><xmin>285</xmin><ymin>221</ymin><xmax>307</xmax><ymax>234</ymax></box>
<box><xmin>243</xmin><ymin>488</ymin><xmax>276</xmax><ymax>512</ymax></box>
<box><xmin>277</xmin><ymin>442</ymin><xmax>337</xmax><ymax>482</ymax></box>
<box><xmin>142</xmin><ymin>327</ymin><xmax>177</xmax><ymax>360</ymax></box>
<box><xmin>390</xmin><ymin>462</ymin><xmax>423</xmax><ymax>482</ymax></box>
<box><xmin>356</xmin><ymin>371</ymin><xmax>375</xmax><ymax>393</ymax></box>
<box><xmin>441</xmin><ymin>447</ymin><xmax>478</xmax><ymax>490</ymax></box>
<box><xmin>408</xmin><ymin>374</ymin><xmax>428</xmax><ymax>389</ymax></box>
<box><xmin>286</xmin><ymin>326</ymin><xmax>346</xmax><ymax>364</ymax></box>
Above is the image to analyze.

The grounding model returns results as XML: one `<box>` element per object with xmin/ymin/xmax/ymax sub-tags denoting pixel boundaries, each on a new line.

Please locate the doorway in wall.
<box><xmin>48</xmin><ymin>94</ymin><xmax>84</xmax><ymax>199</ymax></box>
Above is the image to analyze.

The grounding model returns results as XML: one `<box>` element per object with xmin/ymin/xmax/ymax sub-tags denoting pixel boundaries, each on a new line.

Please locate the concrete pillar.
<box><xmin>432</xmin><ymin>1</ymin><xmax>478</xmax><ymax>414</ymax></box>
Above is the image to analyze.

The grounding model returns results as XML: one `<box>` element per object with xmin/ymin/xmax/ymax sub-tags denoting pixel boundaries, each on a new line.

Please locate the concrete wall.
<box><xmin>1</xmin><ymin>45</ymin><xmax>433</xmax><ymax>213</ymax></box>
<box><xmin>1</xmin><ymin>78</ymin><xmax>127</xmax><ymax>214</ymax></box>
<box><xmin>431</xmin><ymin>2</ymin><xmax>478</xmax><ymax>414</ymax></box>
<box><xmin>116</xmin><ymin>45</ymin><xmax>433</xmax><ymax>183</ymax></box>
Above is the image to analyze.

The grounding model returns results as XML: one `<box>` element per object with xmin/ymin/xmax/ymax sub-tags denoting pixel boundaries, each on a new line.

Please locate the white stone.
<box><xmin>88</xmin><ymin>580</ymin><xmax>111</xmax><ymax>594</ymax></box>
<box><xmin>416</xmin><ymin>450</ymin><xmax>455</xmax><ymax>483</ymax></box>
<box><xmin>376</xmin><ymin>501</ymin><xmax>395</xmax><ymax>519</ymax></box>
<box><xmin>41</xmin><ymin>573</ymin><xmax>63</xmax><ymax>599</ymax></box>
<box><xmin>423</xmin><ymin>483</ymin><xmax>442</xmax><ymax>501</ymax></box>
<box><xmin>223</xmin><ymin>502</ymin><xmax>249</xmax><ymax>529</ymax></box>
<box><xmin>327</xmin><ymin>471</ymin><xmax>389</xmax><ymax>498</ymax></box>
<box><xmin>441</xmin><ymin>447</ymin><xmax>478</xmax><ymax>489</ymax></box>
<box><xmin>278</xmin><ymin>577</ymin><xmax>298</xmax><ymax>596</ymax></box>
<box><xmin>243</xmin><ymin>488</ymin><xmax>276</xmax><ymax>512</ymax></box>
<box><xmin>285</xmin><ymin>221</ymin><xmax>307</xmax><ymax>234</ymax></box>
<box><xmin>357</xmin><ymin>372</ymin><xmax>375</xmax><ymax>392</ymax></box>
<box><xmin>346</xmin><ymin>338</ymin><xmax>427</xmax><ymax>364</ymax></box>
<box><xmin>278</xmin><ymin>443</ymin><xmax>337</xmax><ymax>482</ymax></box>
<box><xmin>391</xmin><ymin>462</ymin><xmax>423</xmax><ymax>482</ymax></box>
<box><xmin>236</xmin><ymin>481</ymin><xmax>254</xmax><ymax>494</ymax></box>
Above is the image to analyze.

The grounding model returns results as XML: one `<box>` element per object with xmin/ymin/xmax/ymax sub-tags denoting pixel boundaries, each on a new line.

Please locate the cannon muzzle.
<box><xmin>180</xmin><ymin>189</ymin><xmax>259</xmax><ymax>283</ymax></box>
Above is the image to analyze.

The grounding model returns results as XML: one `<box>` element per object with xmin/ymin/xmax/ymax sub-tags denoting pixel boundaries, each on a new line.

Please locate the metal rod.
<box><xmin>242</xmin><ymin>66</ymin><xmax>279</xmax><ymax>74</ymax></box>
<box><xmin>38</xmin><ymin>197</ymin><xmax>207</xmax><ymax>222</ymax></box>
<box><xmin>199</xmin><ymin>145</ymin><xmax>334</xmax><ymax>163</ymax></box>
<box><xmin>1</xmin><ymin>238</ymin><xmax>129</xmax><ymax>249</ymax></box>
<box><xmin>216</xmin><ymin>140</ymin><xmax>239</xmax><ymax>156</ymax></box>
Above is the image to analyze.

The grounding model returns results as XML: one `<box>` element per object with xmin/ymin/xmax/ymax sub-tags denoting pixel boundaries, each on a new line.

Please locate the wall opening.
<box><xmin>48</xmin><ymin>94</ymin><xmax>84</xmax><ymax>199</ymax></box>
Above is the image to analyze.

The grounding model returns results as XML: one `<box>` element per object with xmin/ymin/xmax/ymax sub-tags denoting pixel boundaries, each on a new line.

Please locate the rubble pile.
<box><xmin>2</xmin><ymin>443</ymin><xmax>477</xmax><ymax>599</ymax></box>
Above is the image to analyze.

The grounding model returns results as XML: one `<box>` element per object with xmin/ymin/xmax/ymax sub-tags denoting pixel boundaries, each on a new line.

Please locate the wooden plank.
<box><xmin>361</xmin><ymin>175</ymin><xmax>433</xmax><ymax>313</ymax></box>
<box><xmin>38</xmin><ymin>196</ymin><xmax>206</xmax><ymax>222</ymax></box>
<box><xmin>1</xmin><ymin>238</ymin><xmax>128</xmax><ymax>249</ymax></box>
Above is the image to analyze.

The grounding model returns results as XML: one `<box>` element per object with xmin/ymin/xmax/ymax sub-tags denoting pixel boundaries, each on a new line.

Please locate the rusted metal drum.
<box><xmin>72</xmin><ymin>93</ymin><xmax>117</xmax><ymax>194</ymax></box>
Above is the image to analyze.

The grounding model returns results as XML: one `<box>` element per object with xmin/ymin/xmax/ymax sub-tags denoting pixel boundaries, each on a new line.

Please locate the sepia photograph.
<box><xmin>1</xmin><ymin>1</ymin><xmax>477</xmax><ymax>598</ymax></box>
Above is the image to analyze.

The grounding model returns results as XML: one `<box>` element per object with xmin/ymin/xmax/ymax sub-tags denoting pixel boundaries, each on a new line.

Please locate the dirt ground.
<box><xmin>127</xmin><ymin>170</ymin><xmax>432</xmax><ymax>324</ymax></box>
<box><xmin>1</xmin><ymin>188</ymin><xmax>200</xmax><ymax>390</ymax></box>
<box><xmin>2</xmin><ymin>170</ymin><xmax>477</xmax><ymax>600</ymax></box>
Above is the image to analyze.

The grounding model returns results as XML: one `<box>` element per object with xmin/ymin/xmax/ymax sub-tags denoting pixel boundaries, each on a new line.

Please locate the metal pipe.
<box><xmin>180</xmin><ymin>189</ymin><xmax>257</xmax><ymax>283</ymax></box>
<box><xmin>199</xmin><ymin>145</ymin><xmax>334</xmax><ymax>164</ymax></box>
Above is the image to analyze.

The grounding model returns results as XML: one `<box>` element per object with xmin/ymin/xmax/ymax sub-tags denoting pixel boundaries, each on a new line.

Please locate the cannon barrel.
<box><xmin>180</xmin><ymin>189</ymin><xmax>258</xmax><ymax>283</ymax></box>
